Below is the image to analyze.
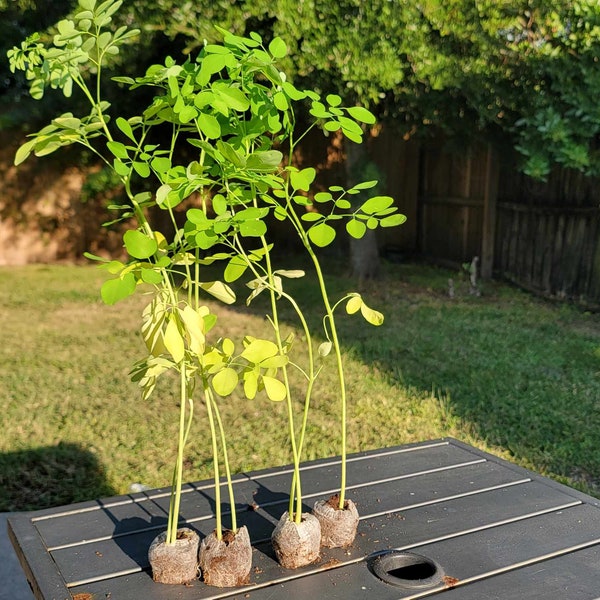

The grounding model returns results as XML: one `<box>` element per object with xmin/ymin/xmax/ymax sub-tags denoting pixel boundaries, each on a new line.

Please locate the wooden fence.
<box><xmin>370</xmin><ymin>133</ymin><xmax>600</xmax><ymax>306</ymax></box>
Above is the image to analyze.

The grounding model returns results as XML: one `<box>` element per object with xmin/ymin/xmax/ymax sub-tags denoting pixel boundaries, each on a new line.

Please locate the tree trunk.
<box><xmin>345</xmin><ymin>139</ymin><xmax>381</xmax><ymax>283</ymax></box>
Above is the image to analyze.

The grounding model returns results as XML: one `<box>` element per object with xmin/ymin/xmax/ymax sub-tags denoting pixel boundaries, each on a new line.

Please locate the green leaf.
<box><xmin>326</xmin><ymin>94</ymin><xmax>342</xmax><ymax>107</ymax></box>
<box><xmin>53</xmin><ymin>116</ymin><xmax>81</xmax><ymax>130</ymax></box>
<box><xmin>246</xmin><ymin>150</ymin><xmax>282</xmax><ymax>171</ymax></box>
<box><xmin>301</xmin><ymin>212</ymin><xmax>322</xmax><ymax>222</ymax></box>
<box><xmin>113</xmin><ymin>159</ymin><xmax>130</xmax><ymax>177</ymax></box>
<box><xmin>346</xmin><ymin>219</ymin><xmax>367</xmax><ymax>239</ymax></box>
<box><xmin>313</xmin><ymin>191</ymin><xmax>333</xmax><ymax>203</ymax></box>
<box><xmin>262</xmin><ymin>376</ymin><xmax>286</xmax><ymax>401</ymax></box>
<box><xmin>100</xmin><ymin>272</ymin><xmax>136</xmax><ymax>305</ymax></box>
<box><xmin>290</xmin><ymin>167</ymin><xmax>316</xmax><ymax>191</ymax></box>
<box><xmin>274</xmin><ymin>91</ymin><xmax>289</xmax><ymax>111</ymax></box>
<box><xmin>269</xmin><ymin>37</ymin><xmax>287</xmax><ymax>58</ymax></box>
<box><xmin>310</xmin><ymin>101</ymin><xmax>330</xmax><ymax>119</ymax></box>
<box><xmin>14</xmin><ymin>140</ymin><xmax>36</xmax><ymax>166</ymax></box>
<box><xmin>140</xmin><ymin>267</ymin><xmax>163</xmax><ymax>285</ymax></box>
<box><xmin>282</xmin><ymin>81</ymin><xmax>306</xmax><ymax>101</ymax></box>
<box><xmin>107</xmin><ymin>140</ymin><xmax>129</xmax><ymax>159</ymax></box>
<box><xmin>239</xmin><ymin>219</ymin><xmax>267</xmax><ymax>237</ymax></box>
<box><xmin>214</xmin><ymin>85</ymin><xmax>250</xmax><ymax>112</ymax></box>
<box><xmin>380</xmin><ymin>214</ymin><xmax>407</xmax><ymax>227</ymax></box>
<box><xmin>116</xmin><ymin>117</ymin><xmax>135</xmax><ymax>141</ymax></box>
<box><xmin>133</xmin><ymin>161</ymin><xmax>150</xmax><ymax>178</ymax></box>
<box><xmin>212</xmin><ymin>368</ymin><xmax>239</xmax><ymax>396</ymax></box>
<box><xmin>123</xmin><ymin>229</ymin><xmax>158</xmax><ymax>259</ymax></box>
<box><xmin>308</xmin><ymin>222</ymin><xmax>336</xmax><ymax>247</ymax></box>
<box><xmin>324</xmin><ymin>120</ymin><xmax>341</xmax><ymax>132</ymax></box>
<box><xmin>360</xmin><ymin>195</ymin><xmax>394</xmax><ymax>215</ymax></box>
<box><xmin>224</xmin><ymin>255</ymin><xmax>248</xmax><ymax>282</ymax></box>
<box><xmin>198</xmin><ymin>113</ymin><xmax>221</xmax><ymax>139</ymax></box>
<box><xmin>78</xmin><ymin>0</ymin><xmax>96</xmax><ymax>10</ymax></box>
<box><xmin>351</xmin><ymin>180</ymin><xmax>378</xmax><ymax>191</ymax></box>
<box><xmin>346</xmin><ymin>106</ymin><xmax>376</xmax><ymax>124</ymax></box>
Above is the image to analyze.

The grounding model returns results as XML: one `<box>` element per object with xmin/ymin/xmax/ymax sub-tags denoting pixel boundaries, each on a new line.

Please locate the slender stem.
<box><xmin>283</xmin><ymin>199</ymin><xmax>348</xmax><ymax>508</ymax></box>
<box><xmin>209</xmin><ymin>389</ymin><xmax>237</xmax><ymax>533</ymax></box>
<box><xmin>167</xmin><ymin>363</ymin><xmax>191</xmax><ymax>544</ymax></box>
<box><xmin>205</xmin><ymin>382</ymin><xmax>222</xmax><ymax>540</ymax></box>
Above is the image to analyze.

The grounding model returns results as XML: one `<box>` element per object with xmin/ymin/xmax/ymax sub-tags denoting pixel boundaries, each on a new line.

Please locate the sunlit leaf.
<box><xmin>380</xmin><ymin>214</ymin><xmax>408</xmax><ymax>227</ymax></box>
<box><xmin>346</xmin><ymin>106</ymin><xmax>376</xmax><ymax>124</ymax></box>
<box><xmin>243</xmin><ymin>370</ymin><xmax>258</xmax><ymax>400</ymax></box>
<box><xmin>100</xmin><ymin>272</ymin><xmax>136</xmax><ymax>305</ymax></box>
<box><xmin>123</xmin><ymin>229</ymin><xmax>157</xmax><ymax>259</ymax></box>
<box><xmin>212</xmin><ymin>368</ymin><xmax>238</xmax><ymax>396</ymax></box>
<box><xmin>164</xmin><ymin>317</ymin><xmax>185</xmax><ymax>363</ymax></box>
<box><xmin>360</xmin><ymin>195</ymin><xmax>394</xmax><ymax>215</ymax></box>
<box><xmin>346</xmin><ymin>295</ymin><xmax>362</xmax><ymax>315</ymax></box>
<box><xmin>198</xmin><ymin>280</ymin><xmax>236</xmax><ymax>304</ymax></box>
<box><xmin>224</xmin><ymin>255</ymin><xmax>248</xmax><ymax>282</ymax></box>
<box><xmin>198</xmin><ymin>113</ymin><xmax>221</xmax><ymax>139</ymax></box>
<box><xmin>361</xmin><ymin>302</ymin><xmax>384</xmax><ymax>326</ymax></box>
<box><xmin>308</xmin><ymin>222</ymin><xmax>336</xmax><ymax>247</ymax></box>
<box><xmin>262</xmin><ymin>376</ymin><xmax>286</xmax><ymax>401</ymax></box>
<box><xmin>290</xmin><ymin>167</ymin><xmax>316</xmax><ymax>191</ymax></box>
<box><xmin>269</xmin><ymin>37</ymin><xmax>287</xmax><ymax>58</ymax></box>
<box><xmin>241</xmin><ymin>338</ymin><xmax>278</xmax><ymax>363</ymax></box>
<box><xmin>346</xmin><ymin>219</ymin><xmax>367</xmax><ymax>239</ymax></box>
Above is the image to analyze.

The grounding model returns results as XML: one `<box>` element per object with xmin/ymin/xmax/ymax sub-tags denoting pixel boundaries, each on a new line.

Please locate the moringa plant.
<box><xmin>9</xmin><ymin>0</ymin><xmax>406</xmax><ymax>573</ymax></box>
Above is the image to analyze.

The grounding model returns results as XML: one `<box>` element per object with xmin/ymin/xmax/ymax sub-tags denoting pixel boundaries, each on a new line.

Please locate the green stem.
<box><xmin>205</xmin><ymin>382</ymin><xmax>222</xmax><ymax>540</ymax></box>
<box><xmin>283</xmin><ymin>198</ymin><xmax>348</xmax><ymax>509</ymax></box>
<box><xmin>167</xmin><ymin>364</ymin><xmax>194</xmax><ymax>544</ymax></box>
<box><xmin>209</xmin><ymin>388</ymin><xmax>237</xmax><ymax>533</ymax></box>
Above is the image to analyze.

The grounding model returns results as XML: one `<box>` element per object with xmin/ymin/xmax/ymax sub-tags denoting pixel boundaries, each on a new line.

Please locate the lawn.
<box><xmin>1</xmin><ymin>259</ymin><xmax>599</xmax><ymax>511</ymax></box>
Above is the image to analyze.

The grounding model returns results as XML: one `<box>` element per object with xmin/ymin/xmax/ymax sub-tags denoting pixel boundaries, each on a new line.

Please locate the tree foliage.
<box><xmin>3</xmin><ymin>0</ymin><xmax>600</xmax><ymax>178</ymax></box>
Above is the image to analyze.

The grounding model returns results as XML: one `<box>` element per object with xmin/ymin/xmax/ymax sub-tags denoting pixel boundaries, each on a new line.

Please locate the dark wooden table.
<box><xmin>8</xmin><ymin>438</ymin><xmax>600</xmax><ymax>599</ymax></box>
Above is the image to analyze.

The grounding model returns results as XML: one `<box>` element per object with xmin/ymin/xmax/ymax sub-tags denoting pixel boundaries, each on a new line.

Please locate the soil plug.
<box><xmin>148</xmin><ymin>527</ymin><xmax>199</xmax><ymax>584</ymax></box>
<box><xmin>312</xmin><ymin>494</ymin><xmax>359</xmax><ymax>547</ymax></box>
<box><xmin>271</xmin><ymin>511</ymin><xmax>321</xmax><ymax>569</ymax></box>
<box><xmin>199</xmin><ymin>526</ymin><xmax>252</xmax><ymax>587</ymax></box>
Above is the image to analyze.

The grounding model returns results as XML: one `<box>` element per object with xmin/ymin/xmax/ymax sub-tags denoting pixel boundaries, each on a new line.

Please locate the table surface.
<box><xmin>8</xmin><ymin>438</ymin><xmax>600</xmax><ymax>600</ymax></box>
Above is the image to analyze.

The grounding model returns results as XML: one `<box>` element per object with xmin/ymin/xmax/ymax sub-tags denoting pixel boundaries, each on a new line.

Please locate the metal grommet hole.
<box><xmin>368</xmin><ymin>551</ymin><xmax>444</xmax><ymax>588</ymax></box>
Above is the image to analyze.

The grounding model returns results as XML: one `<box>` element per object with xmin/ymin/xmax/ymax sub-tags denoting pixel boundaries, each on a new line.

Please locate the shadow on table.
<box><xmin>0</xmin><ymin>442</ymin><xmax>116</xmax><ymax>511</ymax></box>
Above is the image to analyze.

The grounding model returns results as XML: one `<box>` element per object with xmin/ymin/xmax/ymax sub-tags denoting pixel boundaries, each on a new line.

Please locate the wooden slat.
<box><xmin>10</xmin><ymin>439</ymin><xmax>600</xmax><ymax>600</ymax></box>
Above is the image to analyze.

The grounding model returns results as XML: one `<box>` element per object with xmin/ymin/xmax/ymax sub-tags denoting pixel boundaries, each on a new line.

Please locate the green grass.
<box><xmin>1</xmin><ymin>260</ymin><xmax>599</xmax><ymax>511</ymax></box>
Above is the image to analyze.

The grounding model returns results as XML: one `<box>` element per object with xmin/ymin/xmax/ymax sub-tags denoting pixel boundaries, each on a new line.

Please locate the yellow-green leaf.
<box><xmin>198</xmin><ymin>280</ymin><xmax>236</xmax><ymax>304</ymax></box>
<box><xmin>164</xmin><ymin>317</ymin><xmax>185</xmax><ymax>363</ymax></box>
<box><xmin>262</xmin><ymin>376</ymin><xmax>286</xmax><ymax>401</ymax></box>
<box><xmin>241</xmin><ymin>338</ymin><xmax>278</xmax><ymax>363</ymax></box>
<box><xmin>179</xmin><ymin>305</ymin><xmax>205</xmax><ymax>356</ymax></box>
<box><xmin>360</xmin><ymin>302</ymin><xmax>384</xmax><ymax>326</ymax></box>
<box><xmin>346</xmin><ymin>295</ymin><xmax>362</xmax><ymax>315</ymax></box>
<box><xmin>243</xmin><ymin>371</ymin><xmax>258</xmax><ymax>400</ymax></box>
<box><xmin>212</xmin><ymin>368</ymin><xmax>238</xmax><ymax>396</ymax></box>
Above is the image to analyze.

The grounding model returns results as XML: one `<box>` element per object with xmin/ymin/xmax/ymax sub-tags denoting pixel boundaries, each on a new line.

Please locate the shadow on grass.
<box><xmin>0</xmin><ymin>442</ymin><xmax>116</xmax><ymax>511</ymax></box>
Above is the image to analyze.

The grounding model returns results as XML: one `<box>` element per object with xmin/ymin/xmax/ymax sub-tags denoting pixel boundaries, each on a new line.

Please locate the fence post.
<box><xmin>481</xmin><ymin>144</ymin><xmax>499</xmax><ymax>279</ymax></box>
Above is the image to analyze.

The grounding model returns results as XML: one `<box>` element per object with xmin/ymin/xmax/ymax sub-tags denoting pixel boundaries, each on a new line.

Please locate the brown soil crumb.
<box><xmin>72</xmin><ymin>594</ymin><xmax>94</xmax><ymax>600</ymax></box>
<box><xmin>222</xmin><ymin>529</ymin><xmax>236</xmax><ymax>544</ymax></box>
<box><xmin>320</xmin><ymin>558</ymin><xmax>341</xmax><ymax>569</ymax></box>
<box><xmin>443</xmin><ymin>575</ymin><xmax>460</xmax><ymax>588</ymax></box>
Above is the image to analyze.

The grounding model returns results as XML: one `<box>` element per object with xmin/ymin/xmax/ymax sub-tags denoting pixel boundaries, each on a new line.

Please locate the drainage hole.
<box><xmin>369</xmin><ymin>551</ymin><xmax>444</xmax><ymax>588</ymax></box>
<box><xmin>387</xmin><ymin>561</ymin><xmax>437</xmax><ymax>581</ymax></box>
